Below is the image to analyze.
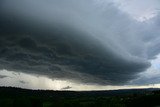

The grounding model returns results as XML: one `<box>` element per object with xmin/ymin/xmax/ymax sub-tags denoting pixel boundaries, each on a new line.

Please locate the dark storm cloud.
<box><xmin>61</xmin><ymin>86</ymin><xmax>72</xmax><ymax>90</ymax></box>
<box><xmin>0</xmin><ymin>75</ymin><xmax>8</xmax><ymax>79</ymax></box>
<box><xmin>0</xmin><ymin>0</ymin><xmax>159</xmax><ymax>85</ymax></box>
<box><xmin>19</xmin><ymin>80</ymin><xmax>28</xmax><ymax>84</ymax></box>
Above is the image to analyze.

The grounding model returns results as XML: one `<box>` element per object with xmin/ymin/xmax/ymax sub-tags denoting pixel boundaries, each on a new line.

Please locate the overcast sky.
<box><xmin>112</xmin><ymin>0</ymin><xmax>160</xmax><ymax>21</ymax></box>
<box><xmin>0</xmin><ymin>0</ymin><xmax>160</xmax><ymax>90</ymax></box>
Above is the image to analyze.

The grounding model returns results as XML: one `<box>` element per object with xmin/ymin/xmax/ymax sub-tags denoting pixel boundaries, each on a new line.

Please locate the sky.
<box><xmin>0</xmin><ymin>0</ymin><xmax>160</xmax><ymax>90</ymax></box>
<box><xmin>112</xmin><ymin>0</ymin><xmax>160</xmax><ymax>21</ymax></box>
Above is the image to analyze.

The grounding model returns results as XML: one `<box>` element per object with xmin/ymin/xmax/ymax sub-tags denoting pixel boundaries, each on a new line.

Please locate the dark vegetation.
<box><xmin>0</xmin><ymin>87</ymin><xmax>160</xmax><ymax>107</ymax></box>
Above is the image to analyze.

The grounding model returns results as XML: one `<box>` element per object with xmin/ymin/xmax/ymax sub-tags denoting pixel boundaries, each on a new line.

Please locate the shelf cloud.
<box><xmin>0</xmin><ymin>0</ymin><xmax>160</xmax><ymax>85</ymax></box>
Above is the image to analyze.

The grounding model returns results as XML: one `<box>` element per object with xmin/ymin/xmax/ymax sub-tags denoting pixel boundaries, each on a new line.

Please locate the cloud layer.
<box><xmin>0</xmin><ymin>0</ymin><xmax>160</xmax><ymax>85</ymax></box>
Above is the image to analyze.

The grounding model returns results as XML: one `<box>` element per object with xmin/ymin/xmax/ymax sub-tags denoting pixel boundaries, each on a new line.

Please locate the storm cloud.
<box><xmin>0</xmin><ymin>75</ymin><xmax>8</xmax><ymax>79</ymax></box>
<box><xmin>0</xmin><ymin>0</ymin><xmax>159</xmax><ymax>85</ymax></box>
